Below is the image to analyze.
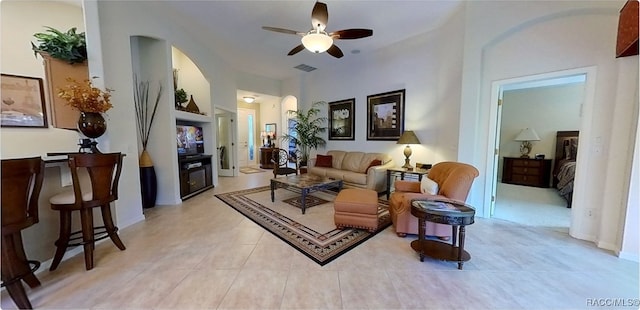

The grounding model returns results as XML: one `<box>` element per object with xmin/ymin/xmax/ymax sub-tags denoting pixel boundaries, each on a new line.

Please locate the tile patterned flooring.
<box><xmin>2</xmin><ymin>171</ymin><xmax>638</xmax><ymax>309</ymax></box>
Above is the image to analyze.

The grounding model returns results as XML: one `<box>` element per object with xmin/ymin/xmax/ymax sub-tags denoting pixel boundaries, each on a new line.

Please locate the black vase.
<box><xmin>140</xmin><ymin>166</ymin><xmax>157</xmax><ymax>208</ymax></box>
<box><xmin>139</xmin><ymin>150</ymin><xmax>157</xmax><ymax>209</ymax></box>
<box><xmin>77</xmin><ymin>112</ymin><xmax>107</xmax><ymax>138</ymax></box>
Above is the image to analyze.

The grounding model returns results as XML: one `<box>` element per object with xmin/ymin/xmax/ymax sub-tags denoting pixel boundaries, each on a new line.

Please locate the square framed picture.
<box><xmin>367</xmin><ymin>89</ymin><xmax>405</xmax><ymax>140</ymax></box>
<box><xmin>1</xmin><ymin>74</ymin><xmax>48</xmax><ymax>128</ymax></box>
<box><xmin>328</xmin><ymin>98</ymin><xmax>355</xmax><ymax>140</ymax></box>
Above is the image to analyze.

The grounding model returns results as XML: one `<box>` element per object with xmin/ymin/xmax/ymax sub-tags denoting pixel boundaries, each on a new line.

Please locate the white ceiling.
<box><xmin>152</xmin><ymin>1</ymin><xmax>462</xmax><ymax>102</ymax></box>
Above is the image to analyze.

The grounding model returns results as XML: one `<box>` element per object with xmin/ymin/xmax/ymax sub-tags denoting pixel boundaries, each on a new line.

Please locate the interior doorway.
<box><xmin>215</xmin><ymin>108</ymin><xmax>235</xmax><ymax>177</ymax></box>
<box><xmin>237</xmin><ymin>108</ymin><xmax>256</xmax><ymax>167</ymax></box>
<box><xmin>487</xmin><ymin>70</ymin><xmax>590</xmax><ymax>228</ymax></box>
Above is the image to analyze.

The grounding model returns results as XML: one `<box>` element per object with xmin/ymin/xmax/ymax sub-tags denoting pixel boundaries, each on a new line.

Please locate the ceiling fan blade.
<box><xmin>330</xmin><ymin>28</ymin><xmax>373</xmax><ymax>40</ymax></box>
<box><xmin>287</xmin><ymin>44</ymin><xmax>305</xmax><ymax>56</ymax></box>
<box><xmin>311</xmin><ymin>1</ymin><xmax>328</xmax><ymax>30</ymax></box>
<box><xmin>262</xmin><ymin>26</ymin><xmax>303</xmax><ymax>35</ymax></box>
<box><xmin>326</xmin><ymin>44</ymin><xmax>344</xmax><ymax>58</ymax></box>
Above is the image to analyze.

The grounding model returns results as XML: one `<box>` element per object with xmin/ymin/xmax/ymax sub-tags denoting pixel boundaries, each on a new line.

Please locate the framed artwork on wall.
<box><xmin>1</xmin><ymin>73</ymin><xmax>48</xmax><ymax>128</ymax></box>
<box><xmin>367</xmin><ymin>89</ymin><xmax>405</xmax><ymax>140</ymax></box>
<box><xmin>328</xmin><ymin>98</ymin><xmax>355</xmax><ymax>140</ymax></box>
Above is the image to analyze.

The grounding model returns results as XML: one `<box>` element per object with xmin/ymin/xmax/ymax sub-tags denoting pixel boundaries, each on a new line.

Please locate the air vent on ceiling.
<box><xmin>294</xmin><ymin>64</ymin><xmax>317</xmax><ymax>72</ymax></box>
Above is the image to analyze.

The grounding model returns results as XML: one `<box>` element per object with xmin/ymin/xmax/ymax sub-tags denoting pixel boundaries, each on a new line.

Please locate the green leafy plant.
<box><xmin>175</xmin><ymin>88</ymin><xmax>188</xmax><ymax>106</ymax></box>
<box><xmin>31</xmin><ymin>26</ymin><xmax>87</xmax><ymax>64</ymax></box>
<box><xmin>280</xmin><ymin>101</ymin><xmax>328</xmax><ymax>165</ymax></box>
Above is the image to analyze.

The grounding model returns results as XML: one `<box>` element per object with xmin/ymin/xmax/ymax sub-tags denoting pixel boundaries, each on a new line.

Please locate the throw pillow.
<box><xmin>420</xmin><ymin>177</ymin><xmax>439</xmax><ymax>195</ymax></box>
<box><xmin>315</xmin><ymin>154</ymin><xmax>333</xmax><ymax>167</ymax></box>
<box><xmin>366</xmin><ymin>159</ymin><xmax>382</xmax><ymax>171</ymax></box>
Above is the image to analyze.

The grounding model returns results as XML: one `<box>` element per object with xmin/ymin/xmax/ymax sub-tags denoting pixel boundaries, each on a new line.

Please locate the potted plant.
<box><xmin>280</xmin><ymin>101</ymin><xmax>328</xmax><ymax>166</ymax></box>
<box><xmin>31</xmin><ymin>26</ymin><xmax>87</xmax><ymax>64</ymax></box>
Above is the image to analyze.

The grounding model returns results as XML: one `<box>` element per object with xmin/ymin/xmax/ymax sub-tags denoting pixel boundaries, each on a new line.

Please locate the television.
<box><xmin>176</xmin><ymin>124</ymin><xmax>204</xmax><ymax>156</ymax></box>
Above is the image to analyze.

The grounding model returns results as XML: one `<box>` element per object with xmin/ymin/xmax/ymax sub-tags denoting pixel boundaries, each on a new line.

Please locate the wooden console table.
<box><xmin>260</xmin><ymin>147</ymin><xmax>275</xmax><ymax>169</ymax></box>
<box><xmin>410</xmin><ymin>199</ymin><xmax>475</xmax><ymax>270</ymax></box>
<box><xmin>385</xmin><ymin>167</ymin><xmax>430</xmax><ymax>199</ymax></box>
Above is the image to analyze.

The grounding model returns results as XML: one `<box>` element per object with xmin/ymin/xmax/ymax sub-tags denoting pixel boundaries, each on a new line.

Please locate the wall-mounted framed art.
<box><xmin>1</xmin><ymin>73</ymin><xmax>48</xmax><ymax>128</ymax></box>
<box><xmin>328</xmin><ymin>98</ymin><xmax>355</xmax><ymax>140</ymax></box>
<box><xmin>366</xmin><ymin>89</ymin><xmax>405</xmax><ymax>140</ymax></box>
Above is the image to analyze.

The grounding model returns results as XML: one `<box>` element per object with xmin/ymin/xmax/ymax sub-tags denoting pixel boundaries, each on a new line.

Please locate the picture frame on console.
<box><xmin>367</xmin><ymin>89</ymin><xmax>405</xmax><ymax>140</ymax></box>
<box><xmin>328</xmin><ymin>98</ymin><xmax>355</xmax><ymax>140</ymax></box>
<box><xmin>1</xmin><ymin>74</ymin><xmax>48</xmax><ymax>128</ymax></box>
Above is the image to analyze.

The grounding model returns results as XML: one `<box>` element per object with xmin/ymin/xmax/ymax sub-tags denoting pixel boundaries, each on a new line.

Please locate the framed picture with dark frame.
<box><xmin>367</xmin><ymin>89</ymin><xmax>405</xmax><ymax>140</ymax></box>
<box><xmin>1</xmin><ymin>73</ymin><xmax>48</xmax><ymax>128</ymax></box>
<box><xmin>328</xmin><ymin>98</ymin><xmax>355</xmax><ymax>140</ymax></box>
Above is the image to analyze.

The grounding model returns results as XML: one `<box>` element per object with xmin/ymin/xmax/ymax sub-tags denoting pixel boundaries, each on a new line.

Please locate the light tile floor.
<box><xmin>2</xmin><ymin>171</ymin><xmax>638</xmax><ymax>309</ymax></box>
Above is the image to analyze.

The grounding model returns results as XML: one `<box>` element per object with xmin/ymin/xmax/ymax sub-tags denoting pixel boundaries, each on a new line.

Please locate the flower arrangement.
<box><xmin>57</xmin><ymin>78</ymin><xmax>113</xmax><ymax>113</ymax></box>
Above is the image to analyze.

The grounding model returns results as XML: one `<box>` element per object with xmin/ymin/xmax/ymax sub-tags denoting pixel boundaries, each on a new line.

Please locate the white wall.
<box><xmin>0</xmin><ymin>1</ymin><xmax>85</xmax><ymax>158</ymax></box>
<box><xmin>458</xmin><ymin>0</ymin><xmax>638</xmax><ymax>256</ymax></box>
<box><xmin>282</xmin><ymin>6</ymin><xmax>466</xmax><ymax>167</ymax></box>
<box><xmin>0</xmin><ymin>1</ymin><xmax>92</xmax><ymax>262</ymax></box>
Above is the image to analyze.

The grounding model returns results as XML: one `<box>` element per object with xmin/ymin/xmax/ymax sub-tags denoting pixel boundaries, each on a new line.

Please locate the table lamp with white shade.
<box><xmin>397</xmin><ymin>130</ymin><xmax>421</xmax><ymax>170</ymax></box>
<box><xmin>514</xmin><ymin>128</ymin><xmax>540</xmax><ymax>158</ymax></box>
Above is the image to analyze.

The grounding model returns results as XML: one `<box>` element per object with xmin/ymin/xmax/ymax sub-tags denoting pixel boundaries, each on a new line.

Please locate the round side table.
<box><xmin>410</xmin><ymin>199</ymin><xmax>475</xmax><ymax>270</ymax></box>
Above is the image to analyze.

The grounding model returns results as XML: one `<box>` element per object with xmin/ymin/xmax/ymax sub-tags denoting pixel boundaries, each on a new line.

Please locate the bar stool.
<box><xmin>1</xmin><ymin>157</ymin><xmax>44</xmax><ymax>309</ymax></box>
<box><xmin>49</xmin><ymin>152</ymin><xmax>125</xmax><ymax>271</ymax></box>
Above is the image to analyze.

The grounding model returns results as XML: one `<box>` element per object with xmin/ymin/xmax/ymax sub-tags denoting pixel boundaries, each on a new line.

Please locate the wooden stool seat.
<box><xmin>49</xmin><ymin>153</ymin><xmax>126</xmax><ymax>271</ymax></box>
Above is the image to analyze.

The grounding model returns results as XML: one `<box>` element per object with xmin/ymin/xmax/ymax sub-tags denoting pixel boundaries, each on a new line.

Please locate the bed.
<box><xmin>553</xmin><ymin>131</ymin><xmax>579</xmax><ymax>208</ymax></box>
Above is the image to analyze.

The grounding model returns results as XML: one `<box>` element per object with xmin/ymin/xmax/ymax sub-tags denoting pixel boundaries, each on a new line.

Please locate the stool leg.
<box><xmin>80</xmin><ymin>208</ymin><xmax>95</xmax><ymax>270</ymax></box>
<box><xmin>9</xmin><ymin>233</ymin><xmax>40</xmax><ymax>288</ymax></box>
<box><xmin>2</xmin><ymin>235</ymin><xmax>35</xmax><ymax>309</ymax></box>
<box><xmin>100</xmin><ymin>205</ymin><xmax>125</xmax><ymax>250</ymax></box>
<box><xmin>4</xmin><ymin>281</ymin><xmax>33</xmax><ymax>309</ymax></box>
<box><xmin>50</xmin><ymin>210</ymin><xmax>72</xmax><ymax>271</ymax></box>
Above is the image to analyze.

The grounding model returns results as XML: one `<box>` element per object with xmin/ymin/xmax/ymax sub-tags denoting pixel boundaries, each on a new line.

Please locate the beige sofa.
<box><xmin>307</xmin><ymin>150</ymin><xmax>394</xmax><ymax>193</ymax></box>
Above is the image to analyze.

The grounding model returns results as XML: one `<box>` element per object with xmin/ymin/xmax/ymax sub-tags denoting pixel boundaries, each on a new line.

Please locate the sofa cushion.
<box><xmin>342</xmin><ymin>152</ymin><xmax>365</xmax><ymax>172</ymax></box>
<box><xmin>316</xmin><ymin>154</ymin><xmax>333</xmax><ymax>167</ymax></box>
<box><xmin>308</xmin><ymin>166</ymin><xmax>328</xmax><ymax>176</ymax></box>
<box><xmin>342</xmin><ymin>170</ymin><xmax>368</xmax><ymax>185</ymax></box>
<box><xmin>327</xmin><ymin>150</ymin><xmax>346</xmax><ymax>170</ymax></box>
<box><xmin>325</xmin><ymin>168</ymin><xmax>346</xmax><ymax>180</ymax></box>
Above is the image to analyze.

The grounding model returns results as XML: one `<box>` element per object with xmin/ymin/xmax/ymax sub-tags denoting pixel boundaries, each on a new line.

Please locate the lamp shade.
<box><xmin>514</xmin><ymin>128</ymin><xmax>540</xmax><ymax>141</ymax></box>
<box><xmin>397</xmin><ymin>131</ymin><xmax>421</xmax><ymax>144</ymax></box>
<box><xmin>301</xmin><ymin>31</ymin><xmax>333</xmax><ymax>53</ymax></box>
<box><xmin>243</xmin><ymin>96</ymin><xmax>255</xmax><ymax>103</ymax></box>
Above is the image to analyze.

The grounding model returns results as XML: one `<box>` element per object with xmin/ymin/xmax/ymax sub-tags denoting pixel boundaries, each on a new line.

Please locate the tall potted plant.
<box><xmin>133</xmin><ymin>75</ymin><xmax>163</xmax><ymax>208</ymax></box>
<box><xmin>280</xmin><ymin>101</ymin><xmax>328</xmax><ymax>166</ymax></box>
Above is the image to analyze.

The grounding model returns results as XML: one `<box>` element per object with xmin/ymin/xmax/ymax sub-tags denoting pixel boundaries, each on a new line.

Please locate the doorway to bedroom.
<box><xmin>491</xmin><ymin>73</ymin><xmax>586</xmax><ymax>228</ymax></box>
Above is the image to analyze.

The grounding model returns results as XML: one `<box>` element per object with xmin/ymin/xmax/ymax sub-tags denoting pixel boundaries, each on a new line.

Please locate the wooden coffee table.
<box><xmin>270</xmin><ymin>174</ymin><xmax>343</xmax><ymax>214</ymax></box>
<box><xmin>410</xmin><ymin>199</ymin><xmax>475</xmax><ymax>269</ymax></box>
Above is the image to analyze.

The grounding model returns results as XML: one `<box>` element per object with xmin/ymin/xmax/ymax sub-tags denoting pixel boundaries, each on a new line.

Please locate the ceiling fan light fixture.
<box><xmin>243</xmin><ymin>96</ymin><xmax>255</xmax><ymax>103</ymax></box>
<box><xmin>301</xmin><ymin>31</ymin><xmax>333</xmax><ymax>53</ymax></box>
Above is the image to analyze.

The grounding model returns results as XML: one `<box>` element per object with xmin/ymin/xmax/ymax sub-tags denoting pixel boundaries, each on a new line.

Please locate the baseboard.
<box><xmin>618</xmin><ymin>250</ymin><xmax>640</xmax><ymax>262</ymax></box>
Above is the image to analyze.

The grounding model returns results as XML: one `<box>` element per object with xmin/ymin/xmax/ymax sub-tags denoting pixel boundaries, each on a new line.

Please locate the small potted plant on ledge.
<box><xmin>280</xmin><ymin>101</ymin><xmax>328</xmax><ymax>167</ymax></box>
<box><xmin>32</xmin><ymin>26</ymin><xmax>89</xmax><ymax>130</ymax></box>
<box><xmin>31</xmin><ymin>26</ymin><xmax>87</xmax><ymax>64</ymax></box>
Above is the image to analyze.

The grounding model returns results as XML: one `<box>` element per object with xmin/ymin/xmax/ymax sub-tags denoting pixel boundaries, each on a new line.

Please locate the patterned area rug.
<box><xmin>215</xmin><ymin>186</ymin><xmax>391</xmax><ymax>266</ymax></box>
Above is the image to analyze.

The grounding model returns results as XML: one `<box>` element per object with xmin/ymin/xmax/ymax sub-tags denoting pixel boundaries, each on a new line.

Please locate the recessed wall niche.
<box><xmin>130</xmin><ymin>36</ymin><xmax>213</xmax><ymax>205</ymax></box>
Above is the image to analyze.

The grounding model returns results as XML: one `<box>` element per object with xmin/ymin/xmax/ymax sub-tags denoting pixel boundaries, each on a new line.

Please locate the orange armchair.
<box><xmin>388</xmin><ymin>161</ymin><xmax>479</xmax><ymax>238</ymax></box>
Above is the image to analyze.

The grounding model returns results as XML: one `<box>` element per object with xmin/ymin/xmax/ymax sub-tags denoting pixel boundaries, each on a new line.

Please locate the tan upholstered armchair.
<box><xmin>388</xmin><ymin>161</ymin><xmax>479</xmax><ymax>238</ymax></box>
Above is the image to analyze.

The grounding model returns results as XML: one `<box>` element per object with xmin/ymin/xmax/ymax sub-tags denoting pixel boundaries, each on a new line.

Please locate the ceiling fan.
<box><xmin>262</xmin><ymin>1</ymin><xmax>373</xmax><ymax>58</ymax></box>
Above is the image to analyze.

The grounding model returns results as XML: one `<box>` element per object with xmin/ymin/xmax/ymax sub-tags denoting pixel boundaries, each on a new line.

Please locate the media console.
<box><xmin>178</xmin><ymin>154</ymin><xmax>214</xmax><ymax>200</ymax></box>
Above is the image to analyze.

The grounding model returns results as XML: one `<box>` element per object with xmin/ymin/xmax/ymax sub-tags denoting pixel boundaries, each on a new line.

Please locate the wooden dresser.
<box><xmin>502</xmin><ymin>157</ymin><xmax>552</xmax><ymax>188</ymax></box>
